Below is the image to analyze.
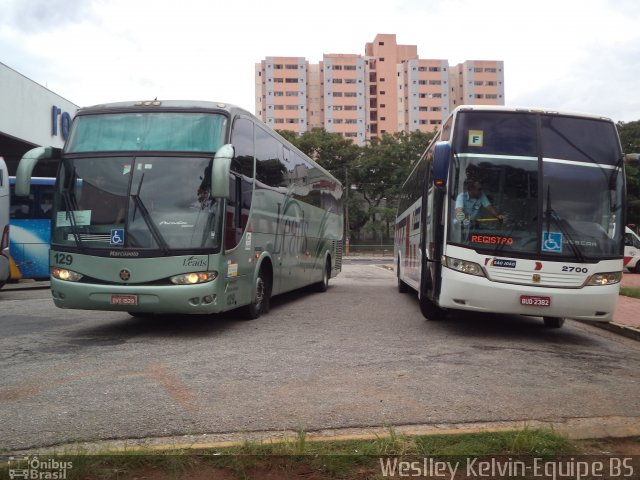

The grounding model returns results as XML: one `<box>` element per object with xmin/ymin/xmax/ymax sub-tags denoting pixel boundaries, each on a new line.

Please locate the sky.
<box><xmin>1</xmin><ymin>0</ymin><xmax>639</xmax><ymax>123</ymax></box>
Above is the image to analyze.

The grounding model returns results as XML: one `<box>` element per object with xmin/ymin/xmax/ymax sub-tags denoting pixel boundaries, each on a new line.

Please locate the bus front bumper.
<box><xmin>438</xmin><ymin>267</ymin><xmax>619</xmax><ymax>322</ymax></box>
<box><xmin>50</xmin><ymin>278</ymin><xmax>226</xmax><ymax>314</ymax></box>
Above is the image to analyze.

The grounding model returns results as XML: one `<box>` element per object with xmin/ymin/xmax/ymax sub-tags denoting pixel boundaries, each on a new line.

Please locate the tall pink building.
<box><xmin>255</xmin><ymin>34</ymin><xmax>504</xmax><ymax>144</ymax></box>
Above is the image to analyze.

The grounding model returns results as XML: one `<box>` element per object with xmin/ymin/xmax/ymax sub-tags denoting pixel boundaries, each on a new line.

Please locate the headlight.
<box><xmin>586</xmin><ymin>272</ymin><xmax>622</xmax><ymax>286</ymax></box>
<box><xmin>51</xmin><ymin>268</ymin><xmax>84</xmax><ymax>282</ymax></box>
<box><xmin>170</xmin><ymin>271</ymin><xmax>218</xmax><ymax>285</ymax></box>
<box><xmin>444</xmin><ymin>256</ymin><xmax>486</xmax><ymax>277</ymax></box>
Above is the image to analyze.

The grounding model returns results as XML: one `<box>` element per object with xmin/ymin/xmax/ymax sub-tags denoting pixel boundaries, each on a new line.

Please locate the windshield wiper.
<box><xmin>60</xmin><ymin>189</ymin><xmax>86</xmax><ymax>252</ymax></box>
<box><xmin>130</xmin><ymin>173</ymin><xmax>170</xmax><ymax>255</ymax></box>
<box><xmin>544</xmin><ymin>186</ymin><xmax>585</xmax><ymax>263</ymax></box>
<box><xmin>59</xmin><ymin>165</ymin><xmax>86</xmax><ymax>252</ymax></box>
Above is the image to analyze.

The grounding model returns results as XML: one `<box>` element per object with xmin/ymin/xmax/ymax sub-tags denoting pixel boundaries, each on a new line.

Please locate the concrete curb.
<box><xmin>581</xmin><ymin>320</ymin><xmax>640</xmax><ymax>342</ymax></box>
<box><xmin>9</xmin><ymin>415</ymin><xmax>640</xmax><ymax>455</ymax></box>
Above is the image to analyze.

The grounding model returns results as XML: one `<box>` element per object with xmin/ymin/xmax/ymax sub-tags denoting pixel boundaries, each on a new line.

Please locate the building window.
<box><xmin>379</xmin><ymin>57</ymin><xmax>385</xmax><ymax>62</ymax></box>
<box><xmin>332</xmin><ymin>78</ymin><xmax>343</xmax><ymax>84</ymax></box>
<box><xmin>285</xmin><ymin>91</ymin><xmax>299</xmax><ymax>96</ymax></box>
<box><xmin>484</xmin><ymin>68</ymin><xmax>497</xmax><ymax>72</ymax></box>
<box><xmin>274</xmin><ymin>78</ymin><xmax>283</xmax><ymax>83</ymax></box>
<box><xmin>380</xmin><ymin>77</ymin><xmax>385</xmax><ymax>82</ymax></box>
<box><xmin>274</xmin><ymin>91</ymin><xmax>284</xmax><ymax>97</ymax></box>
<box><xmin>333</xmin><ymin>65</ymin><xmax>343</xmax><ymax>70</ymax></box>
<box><xmin>285</xmin><ymin>78</ymin><xmax>299</xmax><ymax>83</ymax></box>
<box><xmin>274</xmin><ymin>64</ymin><xmax>283</xmax><ymax>69</ymax></box>
<box><xmin>286</xmin><ymin>105</ymin><xmax>298</xmax><ymax>110</ymax></box>
<box><xmin>474</xmin><ymin>68</ymin><xmax>483</xmax><ymax>72</ymax></box>
<box><xmin>345</xmin><ymin>79</ymin><xmax>357</xmax><ymax>84</ymax></box>
<box><xmin>285</xmin><ymin>64</ymin><xmax>298</xmax><ymax>69</ymax></box>
<box><xmin>344</xmin><ymin>65</ymin><xmax>356</xmax><ymax>70</ymax></box>
<box><xmin>429</xmin><ymin>66</ymin><xmax>441</xmax><ymax>72</ymax></box>
<box><xmin>344</xmin><ymin>92</ymin><xmax>357</xmax><ymax>97</ymax></box>
<box><xmin>274</xmin><ymin>105</ymin><xmax>284</xmax><ymax>110</ymax></box>
<box><xmin>428</xmin><ymin>80</ymin><xmax>441</xmax><ymax>85</ymax></box>
<box><xmin>332</xmin><ymin>92</ymin><xmax>343</xmax><ymax>97</ymax></box>
<box><xmin>334</xmin><ymin>119</ymin><xmax>344</xmax><ymax>124</ymax></box>
<box><xmin>274</xmin><ymin>118</ymin><xmax>284</xmax><ymax>123</ymax></box>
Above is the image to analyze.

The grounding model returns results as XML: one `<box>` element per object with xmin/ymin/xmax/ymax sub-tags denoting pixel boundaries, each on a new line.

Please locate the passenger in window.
<box><xmin>37</xmin><ymin>193</ymin><xmax>54</xmax><ymax>218</ymax></box>
<box><xmin>455</xmin><ymin>180</ymin><xmax>504</xmax><ymax>225</ymax></box>
<box><xmin>13</xmin><ymin>202</ymin><xmax>31</xmax><ymax>219</ymax></box>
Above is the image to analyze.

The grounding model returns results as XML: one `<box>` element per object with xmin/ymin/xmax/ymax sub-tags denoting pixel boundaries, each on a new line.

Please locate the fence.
<box><xmin>345</xmin><ymin>243</ymin><xmax>394</xmax><ymax>257</ymax></box>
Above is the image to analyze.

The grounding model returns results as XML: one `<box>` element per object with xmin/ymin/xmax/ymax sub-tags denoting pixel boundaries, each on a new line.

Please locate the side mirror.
<box><xmin>211</xmin><ymin>144</ymin><xmax>235</xmax><ymax>199</ymax></box>
<box><xmin>15</xmin><ymin>147</ymin><xmax>61</xmax><ymax>196</ymax></box>
<box><xmin>432</xmin><ymin>141</ymin><xmax>451</xmax><ymax>186</ymax></box>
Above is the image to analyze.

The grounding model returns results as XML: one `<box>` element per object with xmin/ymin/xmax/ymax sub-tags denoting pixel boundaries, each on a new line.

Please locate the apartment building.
<box><xmin>255</xmin><ymin>34</ymin><xmax>504</xmax><ymax>144</ymax></box>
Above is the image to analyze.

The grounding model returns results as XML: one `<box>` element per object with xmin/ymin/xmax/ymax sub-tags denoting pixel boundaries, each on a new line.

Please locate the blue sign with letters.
<box><xmin>542</xmin><ymin>231</ymin><xmax>563</xmax><ymax>253</ymax></box>
<box><xmin>111</xmin><ymin>229</ymin><xmax>125</xmax><ymax>245</ymax></box>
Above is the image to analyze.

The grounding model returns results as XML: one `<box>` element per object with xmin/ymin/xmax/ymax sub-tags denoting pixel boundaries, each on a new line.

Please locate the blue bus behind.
<box><xmin>9</xmin><ymin>177</ymin><xmax>54</xmax><ymax>280</ymax></box>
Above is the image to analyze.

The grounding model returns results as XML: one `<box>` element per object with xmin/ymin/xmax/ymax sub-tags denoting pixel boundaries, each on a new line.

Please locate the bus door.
<box><xmin>0</xmin><ymin>157</ymin><xmax>9</xmax><ymax>287</ymax></box>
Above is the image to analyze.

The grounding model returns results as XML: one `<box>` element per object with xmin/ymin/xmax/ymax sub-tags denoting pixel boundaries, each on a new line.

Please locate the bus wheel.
<box><xmin>420</xmin><ymin>297</ymin><xmax>447</xmax><ymax>321</ymax></box>
<box><xmin>543</xmin><ymin>316</ymin><xmax>565</xmax><ymax>329</ymax></box>
<box><xmin>314</xmin><ymin>258</ymin><xmax>331</xmax><ymax>292</ymax></box>
<box><xmin>128</xmin><ymin>312</ymin><xmax>155</xmax><ymax>318</ymax></box>
<box><xmin>633</xmin><ymin>263</ymin><xmax>640</xmax><ymax>274</ymax></box>
<box><xmin>243</xmin><ymin>268</ymin><xmax>271</xmax><ymax>320</ymax></box>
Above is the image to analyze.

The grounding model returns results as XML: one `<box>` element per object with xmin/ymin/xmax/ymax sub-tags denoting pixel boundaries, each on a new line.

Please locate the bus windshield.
<box><xmin>65</xmin><ymin>112</ymin><xmax>227</xmax><ymax>153</ymax></box>
<box><xmin>54</xmin><ymin>156</ymin><xmax>222</xmax><ymax>252</ymax></box>
<box><xmin>448</xmin><ymin>111</ymin><xmax>624</xmax><ymax>259</ymax></box>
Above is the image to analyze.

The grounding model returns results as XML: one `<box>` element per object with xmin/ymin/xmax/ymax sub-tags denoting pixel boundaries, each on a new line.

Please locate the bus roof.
<box><xmin>76</xmin><ymin>100</ymin><xmax>252</xmax><ymax>117</ymax></box>
<box><xmin>452</xmin><ymin>105</ymin><xmax>613</xmax><ymax>122</ymax></box>
<box><xmin>71</xmin><ymin>100</ymin><xmax>342</xmax><ymax>188</ymax></box>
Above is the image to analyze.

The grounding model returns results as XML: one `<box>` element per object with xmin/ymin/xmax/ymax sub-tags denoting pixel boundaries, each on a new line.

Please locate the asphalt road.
<box><xmin>1</xmin><ymin>263</ymin><xmax>639</xmax><ymax>451</ymax></box>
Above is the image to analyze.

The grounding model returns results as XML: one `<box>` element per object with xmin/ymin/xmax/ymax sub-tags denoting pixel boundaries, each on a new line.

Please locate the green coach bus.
<box><xmin>14</xmin><ymin>100</ymin><xmax>343</xmax><ymax>319</ymax></box>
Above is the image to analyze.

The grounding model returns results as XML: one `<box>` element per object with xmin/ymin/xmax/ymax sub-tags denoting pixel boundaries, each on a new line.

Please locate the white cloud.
<box><xmin>1</xmin><ymin>0</ymin><xmax>638</xmax><ymax>121</ymax></box>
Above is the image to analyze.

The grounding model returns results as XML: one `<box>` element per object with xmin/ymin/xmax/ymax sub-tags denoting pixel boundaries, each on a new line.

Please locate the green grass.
<box><xmin>0</xmin><ymin>427</ymin><xmax>582</xmax><ymax>479</ymax></box>
<box><xmin>620</xmin><ymin>287</ymin><xmax>640</xmax><ymax>299</ymax></box>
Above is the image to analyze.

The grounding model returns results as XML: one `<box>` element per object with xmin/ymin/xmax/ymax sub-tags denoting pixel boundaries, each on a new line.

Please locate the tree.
<box><xmin>618</xmin><ymin>121</ymin><xmax>640</xmax><ymax>227</ymax></box>
<box><xmin>352</xmin><ymin>131</ymin><xmax>434</xmax><ymax>209</ymax></box>
<box><xmin>617</xmin><ymin>120</ymin><xmax>640</xmax><ymax>154</ymax></box>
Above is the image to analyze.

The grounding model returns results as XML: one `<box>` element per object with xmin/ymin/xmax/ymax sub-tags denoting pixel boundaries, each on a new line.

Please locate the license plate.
<box><xmin>520</xmin><ymin>295</ymin><xmax>551</xmax><ymax>307</ymax></box>
<box><xmin>110</xmin><ymin>294</ymin><xmax>138</xmax><ymax>306</ymax></box>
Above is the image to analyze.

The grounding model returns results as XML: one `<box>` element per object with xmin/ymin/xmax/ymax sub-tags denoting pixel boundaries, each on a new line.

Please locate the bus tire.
<box><xmin>420</xmin><ymin>297</ymin><xmax>447</xmax><ymax>321</ymax></box>
<box><xmin>314</xmin><ymin>258</ymin><xmax>331</xmax><ymax>292</ymax></box>
<box><xmin>243</xmin><ymin>267</ymin><xmax>271</xmax><ymax>320</ymax></box>
<box><xmin>397</xmin><ymin>260</ymin><xmax>409</xmax><ymax>293</ymax></box>
<box><xmin>128</xmin><ymin>312</ymin><xmax>155</xmax><ymax>318</ymax></box>
<box><xmin>543</xmin><ymin>316</ymin><xmax>565</xmax><ymax>329</ymax></box>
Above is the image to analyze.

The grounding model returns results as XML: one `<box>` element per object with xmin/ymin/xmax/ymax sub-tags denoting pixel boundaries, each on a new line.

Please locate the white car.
<box><xmin>624</xmin><ymin>226</ymin><xmax>640</xmax><ymax>273</ymax></box>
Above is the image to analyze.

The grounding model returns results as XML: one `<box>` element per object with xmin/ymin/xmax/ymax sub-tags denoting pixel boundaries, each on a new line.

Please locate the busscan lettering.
<box><xmin>379</xmin><ymin>457</ymin><xmax>635</xmax><ymax>479</ymax></box>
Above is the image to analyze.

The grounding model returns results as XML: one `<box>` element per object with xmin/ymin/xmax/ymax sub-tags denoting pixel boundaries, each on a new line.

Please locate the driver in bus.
<box><xmin>454</xmin><ymin>180</ymin><xmax>504</xmax><ymax>226</ymax></box>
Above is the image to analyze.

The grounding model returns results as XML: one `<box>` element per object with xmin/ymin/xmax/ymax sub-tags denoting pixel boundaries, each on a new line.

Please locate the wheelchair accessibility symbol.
<box><xmin>542</xmin><ymin>231</ymin><xmax>562</xmax><ymax>253</ymax></box>
<box><xmin>111</xmin><ymin>229</ymin><xmax>125</xmax><ymax>245</ymax></box>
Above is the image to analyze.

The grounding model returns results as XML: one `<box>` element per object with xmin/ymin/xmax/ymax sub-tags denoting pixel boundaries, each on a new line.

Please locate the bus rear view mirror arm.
<box><xmin>15</xmin><ymin>147</ymin><xmax>61</xmax><ymax>196</ymax></box>
<box><xmin>211</xmin><ymin>144</ymin><xmax>235</xmax><ymax>199</ymax></box>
